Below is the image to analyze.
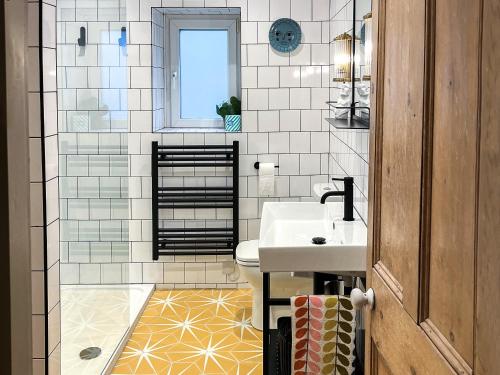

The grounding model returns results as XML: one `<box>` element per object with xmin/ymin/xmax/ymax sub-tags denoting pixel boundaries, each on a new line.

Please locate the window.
<box><xmin>167</xmin><ymin>16</ymin><xmax>240</xmax><ymax>129</ymax></box>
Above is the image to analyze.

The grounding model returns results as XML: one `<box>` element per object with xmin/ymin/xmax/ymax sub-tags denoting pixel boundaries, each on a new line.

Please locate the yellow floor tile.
<box><xmin>111</xmin><ymin>289</ymin><xmax>262</xmax><ymax>375</ymax></box>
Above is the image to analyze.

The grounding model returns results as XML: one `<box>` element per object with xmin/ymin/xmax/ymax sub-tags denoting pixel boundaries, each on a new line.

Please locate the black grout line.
<box><xmin>38</xmin><ymin>3</ymin><xmax>51</xmax><ymax>371</ymax></box>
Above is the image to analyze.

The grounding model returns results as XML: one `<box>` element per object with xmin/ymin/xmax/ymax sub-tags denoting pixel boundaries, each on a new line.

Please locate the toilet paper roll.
<box><xmin>258</xmin><ymin>162</ymin><xmax>275</xmax><ymax>196</ymax></box>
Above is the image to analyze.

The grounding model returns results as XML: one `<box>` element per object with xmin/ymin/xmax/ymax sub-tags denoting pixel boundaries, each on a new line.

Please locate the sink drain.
<box><xmin>312</xmin><ymin>236</ymin><xmax>326</xmax><ymax>245</ymax></box>
<box><xmin>79</xmin><ymin>347</ymin><xmax>102</xmax><ymax>360</ymax></box>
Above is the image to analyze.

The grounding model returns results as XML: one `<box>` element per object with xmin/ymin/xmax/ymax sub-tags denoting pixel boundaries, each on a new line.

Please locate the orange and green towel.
<box><xmin>291</xmin><ymin>295</ymin><xmax>356</xmax><ymax>375</ymax></box>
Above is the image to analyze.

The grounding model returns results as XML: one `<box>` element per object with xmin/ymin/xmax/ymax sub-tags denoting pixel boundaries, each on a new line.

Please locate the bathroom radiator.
<box><xmin>151</xmin><ymin>141</ymin><xmax>239</xmax><ymax>260</ymax></box>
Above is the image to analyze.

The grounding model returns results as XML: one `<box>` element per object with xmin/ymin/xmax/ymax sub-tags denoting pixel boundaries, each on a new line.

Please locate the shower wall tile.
<box><xmin>290</xmin><ymin>44</ymin><xmax>311</xmax><ymax>66</ymax></box>
<box><xmin>89</xmin><ymin>155</ymin><xmax>110</xmax><ymax>175</ymax></box>
<box><xmin>60</xmin><ymin>264</ymin><xmax>79</xmax><ymax>284</ymax></box>
<box><xmin>47</xmin><ymin>220</ymin><xmax>60</xmax><ymax>267</ymax></box>
<box><xmin>47</xmin><ymin>263</ymin><xmax>60</xmax><ymax>311</ymax></box>
<box><xmin>101</xmin><ymin>263</ymin><xmax>123</xmax><ymax>283</ymax></box>
<box><xmin>80</xmin><ymin>264</ymin><xmax>102</xmax><ymax>284</ymax></box>
<box><xmin>142</xmin><ymin>263</ymin><xmax>164</xmax><ymax>283</ymax></box>
<box><xmin>290</xmin><ymin>88</ymin><xmax>311</xmax><ymax>109</ymax></box>
<box><xmin>185</xmin><ymin>263</ymin><xmax>206</xmax><ymax>283</ymax></box>
<box><xmin>163</xmin><ymin>263</ymin><xmax>185</xmax><ymax>283</ymax></box>
<box><xmin>300</xmin><ymin>154</ymin><xmax>321</xmax><ymax>175</ymax></box>
<box><xmin>247</xmin><ymin>44</ymin><xmax>269</xmax><ymax>66</ymax></box>
<box><xmin>279</xmin><ymin>66</ymin><xmax>301</xmax><ymax>87</ymax></box>
<box><xmin>291</xmin><ymin>0</ymin><xmax>312</xmax><ymax>21</ymax></box>
<box><xmin>90</xmin><ymin>241</ymin><xmax>112</xmax><ymax>262</ymax></box>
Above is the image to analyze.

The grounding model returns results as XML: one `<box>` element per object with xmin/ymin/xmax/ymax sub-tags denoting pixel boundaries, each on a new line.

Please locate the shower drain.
<box><xmin>79</xmin><ymin>347</ymin><xmax>102</xmax><ymax>360</ymax></box>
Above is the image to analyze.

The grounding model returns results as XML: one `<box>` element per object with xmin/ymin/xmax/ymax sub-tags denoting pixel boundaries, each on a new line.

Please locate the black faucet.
<box><xmin>320</xmin><ymin>177</ymin><xmax>354</xmax><ymax>221</ymax></box>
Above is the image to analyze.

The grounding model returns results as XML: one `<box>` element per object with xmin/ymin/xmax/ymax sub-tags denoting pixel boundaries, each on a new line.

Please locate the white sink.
<box><xmin>258</xmin><ymin>202</ymin><xmax>367</xmax><ymax>274</ymax></box>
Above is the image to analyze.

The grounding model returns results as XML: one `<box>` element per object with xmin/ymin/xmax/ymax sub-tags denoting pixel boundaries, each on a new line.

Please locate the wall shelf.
<box><xmin>325</xmin><ymin>117</ymin><xmax>369</xmax><ymax>130</ymax></box>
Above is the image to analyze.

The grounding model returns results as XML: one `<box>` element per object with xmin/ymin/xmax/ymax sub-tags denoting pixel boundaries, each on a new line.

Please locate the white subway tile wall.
<box><xmin>328</xmin><ymin>0</ymin><xmax>370</xmax><ymax>224</ymax></box>
<box><xmin>57</xmin><ymin>0</ymin><xmax>334</xmax><ymax>288</ymax></box>
<box><xmin>58</xmin><ymin>0</ymin><xmax>132</xmax><ymax>285</ymax></box>
<box><xmin>29</xmin><ymin>0</ymin><xmax>61</xmax><ymax>372</ymax></box>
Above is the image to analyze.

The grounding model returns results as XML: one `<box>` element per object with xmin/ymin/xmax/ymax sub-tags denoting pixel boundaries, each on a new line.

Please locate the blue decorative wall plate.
<box><xmin>269</xmin><ymin>18</ymin><xmax>302</xmax><ymax>53</ymax></box>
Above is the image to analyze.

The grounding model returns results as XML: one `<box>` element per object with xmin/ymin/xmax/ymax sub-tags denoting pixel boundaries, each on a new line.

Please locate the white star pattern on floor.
<box><xmin>112</xmin><ymin>289</ymin><xmax>262</xmax><ymax>374</ymax></box>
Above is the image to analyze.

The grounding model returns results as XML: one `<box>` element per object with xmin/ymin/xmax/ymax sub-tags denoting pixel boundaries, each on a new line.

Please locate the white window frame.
<box><xmin>166</xmin><ymin>16</ymin><xmax>240</xmax><ymax>129</ymax></box>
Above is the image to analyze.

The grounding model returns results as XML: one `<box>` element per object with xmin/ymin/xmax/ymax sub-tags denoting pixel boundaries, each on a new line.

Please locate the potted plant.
<box><xmin>216</xmin><ymin>96</ymin><xmax>241</xmax><ymax>132</ymax></box>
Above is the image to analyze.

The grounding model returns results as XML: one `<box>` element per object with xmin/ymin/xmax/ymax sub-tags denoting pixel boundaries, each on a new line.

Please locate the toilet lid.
<box><xmin>236</xmin><ymin>240</ymin><xmax>260</xmax><ymax>266</ymax></box>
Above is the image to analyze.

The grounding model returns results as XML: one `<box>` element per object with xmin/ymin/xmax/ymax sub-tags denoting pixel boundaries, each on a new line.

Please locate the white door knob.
<box><xmin>350</xmin><ymin>288</ymin><xmax>375</xmax><ymax>310</ymax></box>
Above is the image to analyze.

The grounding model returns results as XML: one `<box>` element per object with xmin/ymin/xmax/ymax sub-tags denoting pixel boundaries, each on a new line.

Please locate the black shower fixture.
<box><xmin>77</xmin><ymin>26</ymin><xmax>86</xmax><ymax>47</ymax></box>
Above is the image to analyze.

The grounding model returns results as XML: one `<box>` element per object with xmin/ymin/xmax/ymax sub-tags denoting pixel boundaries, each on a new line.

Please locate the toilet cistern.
<box><xmin>320</xmin><ymin>176</ymin><xmax>354</xmax><ymax>221</ymax></box>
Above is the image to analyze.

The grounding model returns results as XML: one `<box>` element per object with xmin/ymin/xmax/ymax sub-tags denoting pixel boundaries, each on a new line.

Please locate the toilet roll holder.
<box><xmin>254</xmin><ymin>162</ymin><xmax>279</xmax><ymax>170</ymax></box>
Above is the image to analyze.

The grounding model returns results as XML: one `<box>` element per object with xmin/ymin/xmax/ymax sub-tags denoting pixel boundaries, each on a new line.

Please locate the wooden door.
<box><xmin>366</xmin><ymin>0</ymin><xmax>500</xmax><ymax>374</ymax></box>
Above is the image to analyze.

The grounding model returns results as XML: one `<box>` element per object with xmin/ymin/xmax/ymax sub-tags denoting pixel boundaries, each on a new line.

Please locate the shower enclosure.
<box><xmin>57</xmin><ymin>1</ymin><xmax>153</xmax><ymax>373</ymax></box>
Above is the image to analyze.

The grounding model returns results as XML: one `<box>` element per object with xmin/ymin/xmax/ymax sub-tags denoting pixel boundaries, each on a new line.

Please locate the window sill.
<box><xmin>155</xmin><ymin>127</ymin><xmax>229</xmax><ymax>133</ymax></box>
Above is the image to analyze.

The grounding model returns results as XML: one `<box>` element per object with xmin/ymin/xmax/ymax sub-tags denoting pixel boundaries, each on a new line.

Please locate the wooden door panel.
<box><xmin>370</xmin><ymin>272</ymin><xmax>454</xmax><ymax>375</ymax></box>
<box><xmin>376</xmin><ymin>352</ymin><xmax>391</xmax><ymax>375</ymax></box>
<box><xmin>427</xmin><ymin>0</ymin><xmax>480</xmax><ymax>368</ymax></box>
<box><xmin>378</xmin><ymin>0</ymin><xmax>425</xmax><ymax>318</ymax></box>
<box><xmin>368</xmin><ymin>0</ymin><xmax>498</xmax><ymax>373</ymax></box>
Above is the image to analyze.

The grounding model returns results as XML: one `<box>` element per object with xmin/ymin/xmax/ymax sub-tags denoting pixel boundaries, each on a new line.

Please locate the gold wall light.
<box><xmin>363</xmin><ymin>12</ymin><xmax>372</xmax><ymax>80</ymax></box>
<box><xmin>333</xmin><ymin>32</ymin><xmax>360</xmax><ymax>82</ymax></box>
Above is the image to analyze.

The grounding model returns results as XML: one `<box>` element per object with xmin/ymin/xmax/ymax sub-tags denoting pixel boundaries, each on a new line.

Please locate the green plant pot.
<box><xmin>224</xmin><ymin>115</ymin><xmax>241</xmax><ymax>132</ymax></box>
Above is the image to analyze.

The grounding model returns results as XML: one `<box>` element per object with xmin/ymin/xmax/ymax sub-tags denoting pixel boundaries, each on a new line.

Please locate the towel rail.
<box><xmin>152</xmin><ymin>141</ymin><xmax>239</xmax><ymax>260</ymax></box>
<box><xmin>158</xmin><ymin>187</ymin><xmax>233</xmax><ymax>191</ymax></box>
<box><xmin>158</xmin><ymin>227</ymin><xmax>233</xmax><ymax>232</ymax></box>
<box><xmin>158</xmin><ymin>144</ymin><xmax>234</xmax><ymax>149</ymax></box>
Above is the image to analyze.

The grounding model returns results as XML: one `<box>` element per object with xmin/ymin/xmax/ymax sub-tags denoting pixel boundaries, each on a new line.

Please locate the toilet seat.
<box><xmin>236</xmin><ymin>240</ymin><xmax>260</xmax><ymax>267</ymax></box>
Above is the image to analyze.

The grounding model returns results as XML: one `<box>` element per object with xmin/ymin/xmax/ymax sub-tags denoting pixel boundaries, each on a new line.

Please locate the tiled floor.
<box><xmin>61</xmin><ymin>284</ymin><xmax>154</xmax><ymax>375</ymax></box>
<box><xmin>112</xmin><ymin>289</ymin><xmax>263</xmax><ymax>374</ymax></box>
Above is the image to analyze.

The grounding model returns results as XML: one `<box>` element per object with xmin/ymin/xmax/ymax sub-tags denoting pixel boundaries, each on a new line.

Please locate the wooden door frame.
<box><xmin>475</xmin><ymin>0</ymin><xmax>500</xmax><ymax>372</ymax></box>
<box><xmin>3</xmin><ymin>0</ymin><xmax>34</xmax><ymax>373</ymax></box>
<box><xmin>365</xmin><ymin>0</ymin><xmax>384</xmax><ymax>366</ymax></box>
<box><xmin>0</xmin><ymin>0</ymin><xmax>12</xmax><ymax>371</ymax></box>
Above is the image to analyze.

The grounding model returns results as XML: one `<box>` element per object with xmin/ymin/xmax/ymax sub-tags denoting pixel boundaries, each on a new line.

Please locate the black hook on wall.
<box><xmin>78</xmin><ymin>26</ymin><xmax>86</xmax><ymax>47</ymax></box>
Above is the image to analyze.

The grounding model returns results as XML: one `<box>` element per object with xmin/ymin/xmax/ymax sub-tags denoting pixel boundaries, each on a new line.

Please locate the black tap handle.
<box><xmin>329</xmin><ymin>177</ymin><xmax>354</xmax><ymax>221</ymax></box>
<box><xmin>332</xmin><ymin>177</ymin><xmax>354</xmax><ymax>183</ymax></box>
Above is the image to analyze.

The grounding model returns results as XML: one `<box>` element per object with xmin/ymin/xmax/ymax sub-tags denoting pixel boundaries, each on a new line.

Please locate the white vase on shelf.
<box><xmin>334</xmin><ymin>83</ymin><xmax>352</xmax><ymax>119</ymax></box>
<box><xmin>357</xmin><ymin>83</ymin><xmax>370</xmax><ymax>119</ymax></box>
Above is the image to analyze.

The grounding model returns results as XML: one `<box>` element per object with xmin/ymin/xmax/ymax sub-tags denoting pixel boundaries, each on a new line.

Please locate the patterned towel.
<box><xmin>291</xmin><ymin>295</ymin><xmax>356</xmax><ymax>375</ymax></box>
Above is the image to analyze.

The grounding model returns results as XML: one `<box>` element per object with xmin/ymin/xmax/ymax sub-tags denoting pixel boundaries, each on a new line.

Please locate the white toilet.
<box><xmin>235</xmin><ymin>240</ymin><xmax>312</xmax><ymax>330</ymax></box>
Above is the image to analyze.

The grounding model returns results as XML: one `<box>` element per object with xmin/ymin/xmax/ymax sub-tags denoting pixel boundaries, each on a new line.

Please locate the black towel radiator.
<box><xmin>151</xmin><ymin>141</ymin><xmax>239</xmax><ymax>260</ymax></box>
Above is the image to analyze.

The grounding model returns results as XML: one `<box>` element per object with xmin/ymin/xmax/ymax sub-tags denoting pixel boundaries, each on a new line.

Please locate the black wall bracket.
<box><xmin>254</xmin><ymin>161</ymin><xmax>279</xmax><ymax>170</ymax></box>
<box><xmin>77</xmin><ymin>26</ymin><xmax>86</xmax><ymax>47</ymax></box>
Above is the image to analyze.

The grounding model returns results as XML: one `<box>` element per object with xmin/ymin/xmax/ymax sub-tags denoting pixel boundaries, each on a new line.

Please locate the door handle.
<box><xmin>350</xmin><ymin>288</ymin><xmax>375</xmax><ymax>310</ymax></box>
